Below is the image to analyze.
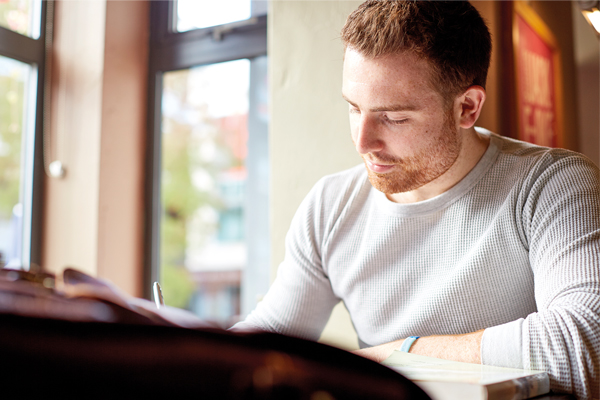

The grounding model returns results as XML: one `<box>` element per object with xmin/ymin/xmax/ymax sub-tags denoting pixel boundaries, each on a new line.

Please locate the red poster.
<box><xmin>513</xmin><ymin>4</ymin><xmax>562</xmax><ymax>147</ymax></box>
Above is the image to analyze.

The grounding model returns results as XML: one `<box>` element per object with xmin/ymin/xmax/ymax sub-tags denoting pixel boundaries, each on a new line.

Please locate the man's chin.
<box><xmin>366</xmin><ymin>170</ymin><xmax>418</xmax><ymax>194</ymax></box>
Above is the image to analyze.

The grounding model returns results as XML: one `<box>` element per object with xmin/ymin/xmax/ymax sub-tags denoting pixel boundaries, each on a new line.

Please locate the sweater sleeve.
<box><xmin>484</xmin><ymin>152</ymin><xmax>600</xmax><ymax>399</ymax></box>
<box><xmin>234</xmin><ymin>178</ymin><xmax>340</xmax><ymax>340</ymax></box>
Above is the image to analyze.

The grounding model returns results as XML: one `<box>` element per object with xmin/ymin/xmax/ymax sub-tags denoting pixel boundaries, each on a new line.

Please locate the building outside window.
<box><xmin>0</xmin><ymin>0</ymin><xmax>46</xmax><ymax>271</ymax></box>
<box><xmin>147</xmin><ymin>0</ymin><xmax>269</xmax><ymax>327</ymax></box>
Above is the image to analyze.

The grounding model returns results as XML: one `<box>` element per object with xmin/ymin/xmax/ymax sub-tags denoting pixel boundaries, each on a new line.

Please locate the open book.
<box><xmin>382</xmin><ymin>351</ymin><xmax>549</xmax><ymax>400</ymax></box>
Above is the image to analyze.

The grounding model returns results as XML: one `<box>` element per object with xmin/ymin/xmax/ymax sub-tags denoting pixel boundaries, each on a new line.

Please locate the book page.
<box><xmin>382</xmin><ymin>351</ymin><xmax>547</xmax><ymax>385</ymax></box>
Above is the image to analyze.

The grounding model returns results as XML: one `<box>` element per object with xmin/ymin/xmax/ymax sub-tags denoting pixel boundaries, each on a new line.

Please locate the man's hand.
<box><xmin>352</xmin><ymin>329</ymin><xmax>485</xmax><ymax>364</ymax></box>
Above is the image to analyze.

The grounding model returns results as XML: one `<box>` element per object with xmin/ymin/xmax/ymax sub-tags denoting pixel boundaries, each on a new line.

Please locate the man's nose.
<box><xmin>354</xmin><ymin>114</ymin><xmax>384</xmax><ymax>155</ymax></box>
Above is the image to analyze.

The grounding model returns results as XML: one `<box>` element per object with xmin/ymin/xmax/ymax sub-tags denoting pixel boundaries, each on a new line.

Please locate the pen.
<box><xmin>153</xmin><ymin>281</ymin><xmax>165</xmax><ymax>309</ymax></box>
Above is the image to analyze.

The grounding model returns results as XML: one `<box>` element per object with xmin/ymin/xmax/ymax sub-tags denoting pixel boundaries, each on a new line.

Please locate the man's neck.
<box><xmin>386</xmin><ymin>127</ymin><xmax>490</xmax><ymax>204</ymax></box>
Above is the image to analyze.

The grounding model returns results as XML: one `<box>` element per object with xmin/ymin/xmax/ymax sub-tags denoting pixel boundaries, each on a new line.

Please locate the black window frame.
<box><xmin>144</xmin><ymin>0</ymin><xmax>268</xmax><ymax>299</ymax></box>
<box><xmin>0</xmin><ymin>0</ymin><xmax>48</xmax><ymax>270</ymax></box>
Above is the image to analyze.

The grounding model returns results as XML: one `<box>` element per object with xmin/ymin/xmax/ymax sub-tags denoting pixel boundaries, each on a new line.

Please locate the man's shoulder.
<box><xmin>485</xmin><ymin>129</ymin><xmax>597</xmax><ymax>171</ymax></box>
<box><xmin>481</xmin><ymin>131</ymin><xmax>599</xmax><ymax>199</ymax></box>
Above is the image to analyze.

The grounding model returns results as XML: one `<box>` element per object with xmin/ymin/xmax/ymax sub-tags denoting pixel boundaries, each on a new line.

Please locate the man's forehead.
<box><xmin>343</xmin><ymin>49</ymin><xmax>433</xmax><ymax>85</ymax></box>
<box><xmin>342</xmin><ymin>48</ymin><xmax>446</xmax><ymax>107</ymax></box>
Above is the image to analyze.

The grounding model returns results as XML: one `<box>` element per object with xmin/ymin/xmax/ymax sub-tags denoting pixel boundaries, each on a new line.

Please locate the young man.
<box><xmin>235</xmin><ymin>1</ymin><xmax>600</xmax><ymax>398</ymax></box>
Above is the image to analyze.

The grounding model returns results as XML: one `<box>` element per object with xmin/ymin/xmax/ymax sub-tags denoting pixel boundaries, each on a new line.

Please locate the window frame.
<box><xmin>0</xmin><ymin>0</ymin><xmax>48</xmax><ymax>270</ymax></box>
<box><xmin>144</xmin><ymin>0</ymin><xmax>267</xmax><ymax>299</ymax></box>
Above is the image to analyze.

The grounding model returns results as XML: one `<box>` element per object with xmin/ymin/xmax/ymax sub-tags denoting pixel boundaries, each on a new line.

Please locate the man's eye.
<box><xmin>383</xmin><ymin>115</ymin><xmax>408</xmax><ymax>125</ymax></box>
<box><xmin>349</xmin><ymin>108</ymin><xmax>360</xmax><ymax>114</ymax></box>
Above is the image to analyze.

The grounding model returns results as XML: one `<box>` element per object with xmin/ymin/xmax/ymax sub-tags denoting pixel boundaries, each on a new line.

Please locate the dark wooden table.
<box><xmin>532</xmin><ymin>393</ymin><xmax>576</xmax><ymax>399</ymax></box>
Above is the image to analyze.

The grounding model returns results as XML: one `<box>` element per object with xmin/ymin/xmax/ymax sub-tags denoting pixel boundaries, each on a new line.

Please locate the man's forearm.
<box><xmin>353</xmin><ymin>329</ymin><xmax>485</xmax><ymax>364</ymax></box>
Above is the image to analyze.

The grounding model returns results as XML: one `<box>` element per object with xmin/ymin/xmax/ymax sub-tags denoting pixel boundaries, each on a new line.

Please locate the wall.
<box><xmin>269</xmin><ymin>0</ymin><xmax>362</xmax><ymax>349</ymax></box>
<box><xmin>470</xmin><ymin>1</ymin><xmax>501</xmax><ymax>134</ymax></box>
<box><xmin>42</xmin><ymin>0</ymin><xmax>149</xmax><ymax>297</ymax></box>
<box><xmin>43</xmin><ymin>0</ymin><xmax>105</xmax><ymax>280</ymax></box>
<box><xmin>572</xmin><ymin>2</ymin><xmax>600</xmax><ymax>167</ymax></box>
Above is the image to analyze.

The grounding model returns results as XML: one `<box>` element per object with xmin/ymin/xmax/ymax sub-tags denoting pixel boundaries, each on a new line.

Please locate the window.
<box><xmin>146</xmin><ymin>0</ymin><xmax>268</xmax><ymax>326</ymax></box>
<box><xmin>0</xmin><ymin>0</ymin><xmax>46</xmax><ymax>270</ymax></box>
<box><xmin>0</xmin><ymin>0</ymin><xmax>42</xmax><ymax>38</ymax></box>
<box><xmin>175</xmin><ymin>0</ymin><xmax>252</xmax><ymax>32</ymax></box>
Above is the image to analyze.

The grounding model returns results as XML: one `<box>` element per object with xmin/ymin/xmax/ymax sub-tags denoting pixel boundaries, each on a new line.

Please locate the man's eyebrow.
<box><xmin>341</xmin><ymin>94</ymin><xmax>419</xmax><ymax>112</ymax></box>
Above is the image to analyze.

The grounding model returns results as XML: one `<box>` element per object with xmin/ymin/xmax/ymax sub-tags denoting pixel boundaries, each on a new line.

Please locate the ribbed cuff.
<box><xmin>481</xmin><ymin>318</ymin><xmax>524</xmax><ymax>369</ymax></box>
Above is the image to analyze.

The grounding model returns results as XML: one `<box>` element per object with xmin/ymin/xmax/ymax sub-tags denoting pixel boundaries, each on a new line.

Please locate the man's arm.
<box><xmin>233</xmin><ymin>176</ymin><xmax>344</xmax><ymax>338</ymax></box>
<box><xmin>513</xmin><ymin>153</ymin><xmax>600</xmax><ymax>399</ymax></box>
<box><xmin>353</xmin><ymin>330</ymin><xmax>484</xmax><ymax>364</ymax></box>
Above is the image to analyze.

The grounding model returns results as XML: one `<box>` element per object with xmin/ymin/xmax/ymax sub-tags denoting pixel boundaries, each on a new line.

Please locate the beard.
<box><xmin>363</xmin><ymin>112</ymin><xmax>461</xmax><ymax>195</ymax></box>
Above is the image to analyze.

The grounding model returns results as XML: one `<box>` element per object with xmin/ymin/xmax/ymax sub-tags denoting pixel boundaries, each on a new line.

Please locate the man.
<box><xmin>235</xmin><ymin>1</ymin><xmax>600</xmax><ymax>398</ymax></box>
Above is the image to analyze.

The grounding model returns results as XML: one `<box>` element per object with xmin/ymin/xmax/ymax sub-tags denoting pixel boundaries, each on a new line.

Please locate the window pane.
<box><xmin>175</xmin><ymin>0</ymin><xmax>251</xmax><ymax>32</ymax></box>
<box><xmin>0</xmin><ymin>55</ymin><xmax>32</xmax><ymax>268</ymax></box>
<box><xmin>161</xmin><ymin>59</ymin><xmax>254</xmax><ymax>325</ymax></box>
<box><xmin>0</xmin><ymin>0</ymin><xmax>42</xmax><ymax>39</ymax></box>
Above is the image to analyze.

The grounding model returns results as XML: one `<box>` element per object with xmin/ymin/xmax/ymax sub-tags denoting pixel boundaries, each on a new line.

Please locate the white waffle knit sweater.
<box><xmin>239</xmin><ymin>130</ymin><xmax>600</xmax><ymax>399</ymax></box>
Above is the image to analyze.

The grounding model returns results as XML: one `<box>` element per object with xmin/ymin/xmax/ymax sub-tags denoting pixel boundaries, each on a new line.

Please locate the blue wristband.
<box><xmin>399</xmin><ymin>336</ymin><xmax>420</xmax><ymax>353</ymax></box>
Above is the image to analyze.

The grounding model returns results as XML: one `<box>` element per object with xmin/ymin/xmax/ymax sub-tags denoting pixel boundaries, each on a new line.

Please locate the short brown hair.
<box><xmin>341</xmin><ymin>0</ymin><xmax>492</xmax><ymax>104</ymax></box>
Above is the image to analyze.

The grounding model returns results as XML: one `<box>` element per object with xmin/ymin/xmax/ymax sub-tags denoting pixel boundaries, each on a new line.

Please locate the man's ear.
<box><xmin>457</xmin><ymin>86</ymin><xmax>486</xmax><ymax>129</ymax></box>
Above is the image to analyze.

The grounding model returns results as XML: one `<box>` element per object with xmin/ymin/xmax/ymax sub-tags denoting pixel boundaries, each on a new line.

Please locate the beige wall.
<box><xmin>43</xmin><ymin>0</ymin><xmax>106</xmax><ymax>279</ymax></box>
<box><xmin>269</xmin><ymin>0</ymin><xmax>362</xmax><ymax>349</ymax></box>
<box><xmin>269</xmin><ymin>0</ymin><xmax>362</xmax><ymax>274</ymax></box>
<box><xmin>42</xmin><ymin>0</ymin><xmax>149</xmax><ymax>297</ymax></box>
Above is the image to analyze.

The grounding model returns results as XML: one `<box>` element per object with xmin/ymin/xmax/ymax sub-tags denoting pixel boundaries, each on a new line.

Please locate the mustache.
<box><xmin>364</xmin><ymin>153</ymin><xmax>404</xmax><ymax>165</ymax></box>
